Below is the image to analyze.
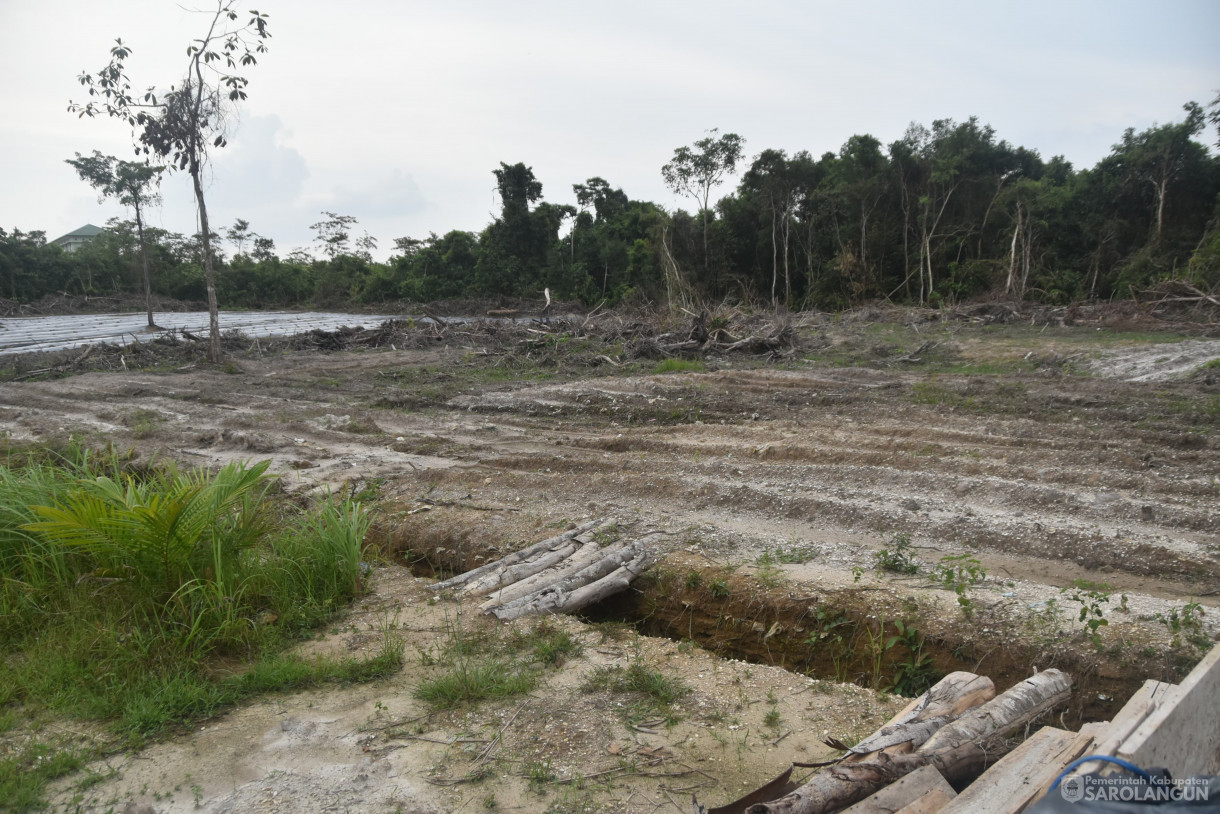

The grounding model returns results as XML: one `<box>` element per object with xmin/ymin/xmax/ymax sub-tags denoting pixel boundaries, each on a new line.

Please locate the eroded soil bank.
<box><xmin>2</xmin><ymin>306</ymin><xmax>1217</xmax><ymax>813</ymax></box>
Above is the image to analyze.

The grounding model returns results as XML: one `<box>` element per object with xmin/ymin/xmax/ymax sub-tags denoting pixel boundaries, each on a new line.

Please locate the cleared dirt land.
<box><xmin>3</xmin><ymin>304</ymin><xmax>1219</xmax><ymax>813</ymax></box>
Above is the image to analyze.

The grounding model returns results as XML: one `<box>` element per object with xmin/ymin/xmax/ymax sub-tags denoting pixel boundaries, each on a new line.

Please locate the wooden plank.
<box><xmin>1076</xmin><ymin>679</ymin><xmax>1176</xmax><ymax>776</ymax></box>
<box><xmin>894</xmin><ymin>788</ymin><xmax>956</xmax><ymax>814</ymax></box>
<box><xmin>939</xmin><ymin>723</ymin><xmax>1105</xmax><ymax>814</ymax></box>
<box><xmin>842</xmin><ymin>765</ymin><xmax>955</xmax><ymax>813</ymax></box>
<box><xmin>1117</xmin><ymin>643</ymin><xmax>1220</xmax><ymax>776</ymax></box>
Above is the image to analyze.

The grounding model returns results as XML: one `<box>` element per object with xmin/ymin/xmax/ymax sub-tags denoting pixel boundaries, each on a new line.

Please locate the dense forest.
<box><xmin>5</xmin><ymin>100</ymin><xmax>1220</xmax><ymax>311</ymax></box>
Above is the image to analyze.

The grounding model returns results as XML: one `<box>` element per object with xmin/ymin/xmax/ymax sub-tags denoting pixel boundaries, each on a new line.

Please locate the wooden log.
<box><xmin>745</xmin><ymin>743</ymin><xmax>988</xmax><ymax>814</ymax></box>
<box><xmin>462</xmin><ymin>540</ymin><xmax>580</xmax><ymax>596</ymax></box>
<box><xmin>841</xmin><ymin>765</ymin><xmax>956</xmax><ymax>813</ymax></box>
<box><xmin>919</xmin><ymin>669</ymin><xmax>1072</xmax><ymax>752</ymax></box>
<box><xmin>748</xmin><ymin>670</ymin><xmax>1072</xmax><ymax>814</ymax></box>
<box><xmin>848</xmin><ymin>672</ymin><xmax>994</xmax><ymax>755</ymax></box>
<box><xmin>486</xmin><ymin>534</ymin><xmax>662</xmax><ymax>617</ymax></box>
<box><xmin>477</xmin><ymin>540</ymin><xmax>611</xmax><ymax>611</ymax></box>
<box><xmin>426</xmin><ymin>519</ymin><xmax>604</xmax><ymax>591</ymax></box>
<box><xmin>490</xmin><ymin>540</ymin><xmax>660</xmax><ymax>620</ymax></box>
<box><xmin>937</xmin><ymin>722</ymin><xmax>1106</xmax><ymax>814</ymax></box>
<box><xmin>557</xmin><ymin>549</ymin><xmax>656</xmax><ymax>614</ymax></box>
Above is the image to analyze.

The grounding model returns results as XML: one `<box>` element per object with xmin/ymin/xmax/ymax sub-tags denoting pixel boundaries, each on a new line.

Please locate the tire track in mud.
<box><xmin>1</xmin><ymin>356</ymin><xmax>1216</xmax><ymax>600</ymax></box>
<box><xmin>452</xmin><ymin>368</ymin><xmax>1219</xmax><ymax>597</ymax></box>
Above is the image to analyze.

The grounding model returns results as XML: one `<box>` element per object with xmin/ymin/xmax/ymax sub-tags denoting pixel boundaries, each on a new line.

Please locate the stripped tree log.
<box><xmin>427</xmin><ymin>519</ymin><xmax>605</xmax><ymax>592</ymax></box>
<box><xmin>427</xmin><ymin>520</ymin><xmax>662</xmax><ymax>620</ymax></box>
<box><xmin>845</xmin><ymin>672</ymin><xmax>995</xmax><ymax>755</ymax></box>
<box><xmin>554</xmin><ymin>548</ymin><xmax>657</xmax><ymax>614</ymax></box>
<box><xmin>463</xmin><ymin>540</ymin><xmax>580</xmax><ymax>596</ymax></box>
<box><xmin>477</xmin><ymin>540</ymin><xmax>610</xmax><ymax>611</ymax></box>
<box><xmin>747</xmin><ymin>669</ymin><xmax>1072</xmax><ymax>814</ymax></box>
<box><xmin>490</xmin><ymin>537</ymin><xmax>662</xmax><ymax>620</ymax></box>
<box><xmin>919</xmin><ymin>669</ymin><xmax>1072</xmax><ymax>752</ymax></box>
<box><xmin>698</xmin><ymin>672</ymin><xmax>992</xmax><ymax>814</ymax></box>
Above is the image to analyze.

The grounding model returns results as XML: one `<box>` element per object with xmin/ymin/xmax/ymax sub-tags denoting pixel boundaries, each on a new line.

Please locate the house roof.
<box><xmin>52</xmin><ymin>224</ymin><xmax>106</xmax><ymax>242</ymax></box>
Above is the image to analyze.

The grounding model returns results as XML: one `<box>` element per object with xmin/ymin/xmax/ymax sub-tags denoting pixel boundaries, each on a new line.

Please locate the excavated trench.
<box><xmin>386</xmin><ymin>519</ymin><xmax>1164</xmax><ymax>727</ymax></box>
<box><xmin>577</xmin><ymin>561</ymin><xmax>1150</xmax><ymax>726</ymax></box>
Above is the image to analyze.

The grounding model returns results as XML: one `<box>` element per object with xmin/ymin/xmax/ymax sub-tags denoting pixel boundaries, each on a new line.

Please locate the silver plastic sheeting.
<box><xmin>0</xmin><ymin>312</ymin><xmax>402</xmax><ymax>356</ymax></box>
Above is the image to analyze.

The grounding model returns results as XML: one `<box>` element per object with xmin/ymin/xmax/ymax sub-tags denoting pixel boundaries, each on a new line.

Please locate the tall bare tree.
<box><xmin>70</xmin><ymin>2</ymin><xmax>272</xmax><ymax>362</ymax></box>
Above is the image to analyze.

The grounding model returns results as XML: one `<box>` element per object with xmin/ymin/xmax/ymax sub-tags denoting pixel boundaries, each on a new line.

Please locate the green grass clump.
<box><xmin>415</xmin><ymin>660</ymin><xmax>536</xmax><ymax>708</ymax></box>
<box><xmin>414</xmin><ymin>620</ymin><xmax>579</xmax><ymax>710</ymax></box>
<box><xmin>583</xmin><ymin>661</ymin><xmax>689</xmax><ymax>708</ymax></box>
<box><xmin>0</xmin><ymin>446</ymin><xmax>394</xmax><ymax>810</ymax></box>
<box><xmin>510</xmin><ymin>621</ymin><xmax>583</xmax><ymax>667</ymax></box>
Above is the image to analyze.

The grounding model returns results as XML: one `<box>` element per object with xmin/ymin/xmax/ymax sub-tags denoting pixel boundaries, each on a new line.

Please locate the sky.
<box><xmin>1</xmin><ymin>0</ymin><xmax>1217</xmax><ymax>261</ymax></box>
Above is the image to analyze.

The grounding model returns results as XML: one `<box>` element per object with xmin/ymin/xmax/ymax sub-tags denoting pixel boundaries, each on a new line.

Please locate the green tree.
<box><xmin>225</xmin><ymin>218</ymin><xmax>252</xmax><ymax>257</ymax></box>
<box><xmin>0</xmin><ymin>228</ymin><xmax>66</xmax><ymax>301</ymax></box>
<box><xmin>476</xmin><ymin>163</ymin><xmax>559</xmax><ymax>297</ymax></box>
<box><xmin>310</xmin><ymin>211</ymin><xmax>358</xmax><ymax>259</ymax></box>
<box><xmin>70</xmin><ymin>1</ymin><xmax>272</xmax><ymax>362</ymax></box>
<box><xmin>65</xmin><ymin>151</ymin><xmax>164</xmax><ymax>328</ymax></box>
<box><xmin>740</xmin><ymin>149</ymin><xmax>816</xmax><ymax>306</ymax></box>
<box><xmin>662</xmin><ymin>129</ymin><xmax>746</xmax><ymax>269</ymax></box>
<box><xmin>1112</xmin><ymin>103</ymin><xmax>1207</xmax><ymax>242</ymax></box>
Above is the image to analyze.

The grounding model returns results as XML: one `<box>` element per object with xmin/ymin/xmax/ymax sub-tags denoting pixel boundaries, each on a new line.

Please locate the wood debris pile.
<box><xmin>426</xmin><ymin>519</ymin><xmax>660</xmax><ymax>620</ymax></box>
<box><xmin>699</xmin><ymin>669</ymin><xmax>1075</xmax><ymax>814</ymax></box>
<box><xmin>1136</xmin><ymin>279</ymin><xmax>1220</xmax><ymax>315</ymax></box>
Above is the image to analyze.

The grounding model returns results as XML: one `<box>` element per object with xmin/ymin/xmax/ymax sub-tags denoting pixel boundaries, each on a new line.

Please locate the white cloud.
<box><xmin>2</xmin><ymin>0</ymin><xmax>1217</xmax><ymax>256</ymax></box>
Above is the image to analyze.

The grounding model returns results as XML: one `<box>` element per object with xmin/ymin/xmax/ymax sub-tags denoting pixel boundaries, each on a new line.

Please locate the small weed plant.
<box><xmin>582</xmin><ymin>660</ymin><xmax>689</xmax><ymax>724</ymax></box>
<box><xmin>1153</xmin><ymin>601</ymin><xmax>1209</xmax><ymax>651</ymax></box>
<box><xmin>875</xmin><ymin>533</ymin><xmax>920</xmax><ymax>575</ymax></box>
<box><xmin>764</xmin><ymin>543</ymin><xmax>820</xmax><ymax>564</ymax></box>
<box><xmin>1062</xmin><ymin>582</ymin><xmax>1112</xmax><ymax>647</ymax></box>
<box><xmin>806</xmin><ymin>608</ymin><xmax>852</xmax><ymax>681</ymax></box>
<box><xmin>415</xmin><ymin>619</ymin><xmax>577</xmax><ymax>709</ymax></box>
<box><xmin>932</xmin><ymin>554</ymin><xmax>986</xmax><ymax>617</ymax></box>
<box><xmin>885</xmin><ymin>620</ymin><xmax>939</xmax><ymax>696</ymax></box>
<box><xmin>754</xmin><ymin>550</ymin><xmax>783</xmax><ymax>587</ymax></box>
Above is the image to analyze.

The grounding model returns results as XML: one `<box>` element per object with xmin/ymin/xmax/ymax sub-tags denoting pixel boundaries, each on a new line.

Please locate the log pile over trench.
<box><xmin>426</xmin><ymin>519</ymin><xmax>660</xmax><ymax>619</ymax></box>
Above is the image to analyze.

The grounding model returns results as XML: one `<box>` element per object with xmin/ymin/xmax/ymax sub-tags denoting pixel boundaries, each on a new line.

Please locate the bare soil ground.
<box><xmin>3</xmin><ymin>305</ymin><xmax>1219</xmax><ymax>813</ymax></box>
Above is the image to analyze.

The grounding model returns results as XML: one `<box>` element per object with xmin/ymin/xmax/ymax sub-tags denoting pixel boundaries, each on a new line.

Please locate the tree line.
<box><xmin>6</xmin><ymin>99</ymin><xmax>1219</xmax><ymax>313</ymax></box>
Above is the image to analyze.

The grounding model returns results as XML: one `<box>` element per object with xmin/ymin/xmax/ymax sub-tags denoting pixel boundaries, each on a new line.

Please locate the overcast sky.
<box><xmin>2</xmin><ymin>0</ymin><xmax>1217</xmax><ymax>260</ymax></box>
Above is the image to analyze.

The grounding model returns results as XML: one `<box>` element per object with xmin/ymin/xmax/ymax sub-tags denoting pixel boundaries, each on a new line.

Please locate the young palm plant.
<box><xmin>22</xmin><ymin>460</ymin><xmax>274</xmax><ymax>657</ymax></box>
<box><xmin>24</xmin><ymin>460</ymin><xmax>272</xmax><ymax>596</ymax></box>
